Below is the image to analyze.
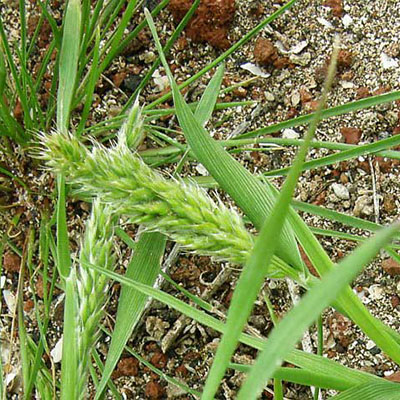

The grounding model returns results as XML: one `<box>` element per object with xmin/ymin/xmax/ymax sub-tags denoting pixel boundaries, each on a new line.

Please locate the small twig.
<box><xmin>368</xmin><ymin>157</ymin><xmax>380</xmax><ymax>224</ymax></box>
<box><xmin>161</xmin><ymin>266</ymin><xmax>231</xmax><ymax>352</ymax></box>
<box><xmin>286</xmin><ymin>278</ymin><xmax>322</xmax><ymax>400</ymax></box>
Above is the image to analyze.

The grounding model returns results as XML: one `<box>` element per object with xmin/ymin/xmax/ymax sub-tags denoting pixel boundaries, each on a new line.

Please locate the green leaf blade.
<box><xmin>57</xmin><ymin>0</ymin><xmax>81</xmax><ymax>133</ymax></box>
<box><xmin>237</xmin><ymin>223</ymin><xmax>400</xmax><ymax>399</ymax></box>
<box><xmin>95</xmin><ymin>232</ymin><xmax>166</xmax><ymax>399</ymax></box>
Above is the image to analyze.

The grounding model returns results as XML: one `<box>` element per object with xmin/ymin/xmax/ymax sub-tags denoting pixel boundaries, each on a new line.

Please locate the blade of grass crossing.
<box><xmin>95</xmin><ymin>233</ymin><xmax>166</xmax><ymax>399</ymax></box>
<box><xmin>57</xmin><ymin>0</ymin><xmax>81</xmax><ymax>133</ymax></box>
<box><xmin>274</xmin><ymin>380</ymin><xmax>283</xmax><ymax>400</ymax></box>
<box><xmin>84</xmin><ymin>261</ymin><xmax>384</xmax><ymax>392</ymax></box>
<box><xmin>230</xmin><ymin>364</ymin><xmax>358</xmax><ymax>391</ymax></box>
<box><xmin>79</xmin><ymin>0</ymin><xmax>104</xmax><ymax>59</ymax></box>
<box><xmin>144</xmin><ymin>8</ymin><xmax>304</xmax><ymax>272</ymax></box>
<box><xmin>0</xmin><ymin>46</ymin><xmax>6</xmax><ymax>95</ymax></box>
<box><xmin>18</xmin><ymin>0</ymin><xmax>27</xmax><ymax>87</ymax></box>
<box><xmin>17</xmin><ymin>232</ymin><xmax>32</xmax><ymax>397</ymax></box>
<box><xmin>0</xmin><ymin>16</ymin><xmax>31</xmax><ymax>139</ymax></box>
<box><xmin>60</xmin><ymin>270</ymin><xmax>79</xmax><ymax>399</ymax></box>
<box><xmin>147</xmin><ymin>7</ymin><xmax>400</xmax><ymax>362</ymax></box>
<box><xmin>237</xmin><ymin>223</ymin><xmax>400</xmax><ymax>399</ymax></box>
<box><xmin>237</xmin><ymin>90</ymin><xmax>400</xmax><ymax>140</ymax></box>
<box><xmin>263</xmin><ymin>133</ymin><xmax>400</xmax><ymax>177</ymax></box>
<box><xmin>123</xmin><ymin>0</ymin><xmax>200</xmax><ymax>112</ymax></box>
<box><xmin>91</xmin><ymin>350</ymin><xmax>122</xmax><ymax>400</ymax></box>
<box><xmin>124</xmin><ymin>346</ymin><xmax>202</xmax><ymax>398</ymax></box>
<box><xmin>329</xmin><ymin>382</ymin><xmax>400</xmax><ymax>400</ymax></box>
<box><xmin>195</xmin><ymin>63</ymin><xmax>224</xmax><ymax>127</ymax></box>
<box><xmin>200</xmin><ymin>39</ymin><xmax>339</xmax><ymax>400</ymax></box>
<box><xmin>56</xmin><ymin>175</ymin><xmax>71</xmax><ymax>279</ymax></box>
<box><xmin>287</xmin><ymin>205</ymin><xmax>400</xmax><ymax>350</ymax></box>
<box><xmin>76</xmin><ymin>27</ymin><xmax>101</xmax><ymax>136</ymax></box>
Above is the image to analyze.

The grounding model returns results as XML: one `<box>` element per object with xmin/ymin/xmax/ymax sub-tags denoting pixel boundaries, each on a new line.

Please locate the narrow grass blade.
<box><xmin>123</xmin><ymin>0</ymin><xmax>200</xmax><ymax>111</ymax></box>
<box><xmin>330</xmin><ymin>382</ymin><xmax>400</xmax><ymax>400</ymax></box>
<box><xmin>91</xmin><ymin>349</ymin><xmax>122</xmax><ymax>399</ymax></box>
<box><xmin>274</xmin><ymin>379</ymin><xmax>283</xmax><ymax>400</ymax></box>
<box><xmin>0</xmin><ymin>165</ymin><xmax>27</xmax><ymax>189</ymax></box>
<box><xmin>231</xmin><ymin>364</ymin><xmax>359</xmax><ymax>392</ymax></box>
<box><xmin>95</xmin><ymin>232</ymin><xmax>166</xmax><ymax>399</ymax></box>
<box><xmin>0</xmin><ymin>47</ymin><xmax>6</xmax><ymax>96</ymax></box>
<box><xmin>0</xmin><ymin>16</ymin><xmax>31</xmax><ymax>139</ymax></box>
<box><xmin>57</xmin><ymin>0</ymin><xmax>81</xmax><ymax>133</ymax></box>
<box><xmin>195</xmin><ymin>63</ymin><xmax>225</xmax><ymax>127</ymax></box>
<box><xmin>238</xmin><ymin>90</ymin><xmax>400</xmax><ymax>139</ymax></box>
<box><xmin>60</xmin><ymin>270</ymin><xmax>78</xmax><ymax>400</ymax></box>
<box><xmin>78</xmin><ymin>0</ymin><xmax>104</xmax><ymax>60</ymax></box>
<box><xmin>56</xmin><ymin>175</ymin><xmax>71</xmax><ymax>279</ymax></box>
<box><xmin>200</xmin><ymin>39</ymin><xmax>339</xmax><ymax>400</ymax></box>
<box><xmin>17</xmin><ymin>239</ymin><xmax>31</xmax><ymax>397</ymax></box>
<box><xmin>83</xmin><ymin>261</ymin><xmax>384</xmax><ymax>391</ymax></box>
<box><xmin>225</xmin><ymin>137</ymin><xmax>400</xmax><ymax>160</ymax></box>
<box><xmin>124</xmin><ymin>346</ymin><xmax>201</xmax><ymax>398</ymax></box>
<box><xmin>145</xmin><ymin>8</ymin><xmax>304</xmax><ymax>271</ymax></box>
<box><xmin>293</xmin><ymin>200</ymin><xmax>389</xmax><ymax>233</ymax></box>
<box><xmin>160</xmin><ymin>271</ymin><xmax>212</xmax><ymax>312</ymax></box>
<box><xmin>264</xmin><ymin>133</ymin><xmax>400</xmax><ymax>177</ymax></box>
<box><xmin>76</xmin><ymin>27</ymin><xmax>101</xmax><ymax>136</ymax></box>
<box><xmin>146</xmin><ymin>10</ymin><xmax>400</xmax><ymax>363</ymax></box>
<box><xmin>237</xmin><ymin>223</ymin><xmax>400</xmax><ymax>399</ymax></box>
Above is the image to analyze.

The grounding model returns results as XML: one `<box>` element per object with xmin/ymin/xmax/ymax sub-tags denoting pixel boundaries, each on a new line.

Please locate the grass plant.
<box><xmin>1</xmin><ymin>0</ymin><xmax>400</xmax><ymax>399</ymax></box>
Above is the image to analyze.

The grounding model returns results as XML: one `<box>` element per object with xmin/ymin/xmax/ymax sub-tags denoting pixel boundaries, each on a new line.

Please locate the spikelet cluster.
<box><xmin>39</xmin><ymin>130</ymin><xmax>254</xmax><ymax>265</ymax></box>
<box><xmin>74</xmin><ymin>199</ymin><xmax>115</xmax><ymax>398</ymax></box>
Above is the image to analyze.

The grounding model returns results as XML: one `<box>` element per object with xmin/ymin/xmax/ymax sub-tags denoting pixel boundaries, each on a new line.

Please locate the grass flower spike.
<box><xmin>75</xmin><ymin>199</ymin><xmax>116</xmax><ymax>398</ymax></box>
<box><xmin>39</xmin><ymin>130</ymin><xmax>255</xmax><ymax>266</ymax></box>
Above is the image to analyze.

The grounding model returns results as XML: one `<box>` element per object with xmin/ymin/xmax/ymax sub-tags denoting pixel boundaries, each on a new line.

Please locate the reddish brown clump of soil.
<box><xmin>253</xmin><ymin>37</ymin><xmax>289</xmax><ymax>69</ymax></box>
<box><xmin>254</xmin><ymin>37</ymin><xmax>277</xmax><ymax>65</ymax></box>
<box><xmin>382</xmin><ymin>258</ymin><xmax>400</xmax><ymax>276</ymax></box>
<box><xmin>168</xmin><ymin>0</ymin><xmax>236</xmax><ymax>49</ymax></box>
<box><xmin>3</xmin><ymin>252</ymin><xmax>21</xmax><ymax>273</ymax></box>
<box><xmin>340</xmin><ymin>127</ymin><xmax>362</xmax><ymax>144</ymax></box>
<box><xmin>322</xmin><ymin>0</ymin><xmax>343</xmax><ymax>17</ymax></box>
<box><xmin>112</xmin><ymin>357</ymin><xmax>139</xmax><ymax>378</ymax></box>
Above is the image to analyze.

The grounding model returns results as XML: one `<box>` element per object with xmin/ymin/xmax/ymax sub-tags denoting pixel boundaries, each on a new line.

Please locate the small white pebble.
<box><xmin>381</xmin><ymin>53</ymin><xmax>398</xmax><ymax>70</ymax></box>
<box><xmin>317</xmin><ymin>17</ymin><xmax>334</xmax><ymax>29</ymax></box>
<box><xmin>282</xmin><ymin>129</ymin><xmax>300</xmax><ymax>139</ymax></box>
<box><xmin>368</xmin><ymin>284</ymin><xmax>384</xmax><ymax>300</ymax></box>
<box><xmin>340</xmin><ymin>81</ymin><xmax>354</xmax><ymax>89</ymax></box>
<box><xmin>332</xmin><ymin>183</ymin><xmax>350</xmax><ymax>200</ymax></box>
<box><xmin>269</xmin><ymin>280</ymin><xmax>277</xmax><ymax>289</ymax></box>
<box><xmin>240</xmin><ymin>63</ymin><xmax>270</xmax><ymax>78</ymax></box>
<box><xmin>195</xmin><ymin>164</ymin><xmax>209</xmax><ymax>176</ymax></box>
<box><xmin>291</xmin><ymin>91</ymin><xmax>301</xmax><ymax>106</ymax></box>
<box><xmin>290</xmin><ymin>40</ymin><xmax>308</xmax><ymax>54</ymax></box>
<box><xmin>3</xmin><ymin>290</ymin><xmax>16</xmax><ymax>314</ymax></box>
<box><xmin>265</xmin><ymin>91</ymin><xmax>275</xmax><ymax>101</ymax></box>
<box><xmin>342</xmin><ymin>14</ymin><xmax>353</xmax><ymax>28</ymax></box>
<box><xmin>366</xmin><ymin>340</ymin><xmax>376</xmax><ymax>350</ymax></box>
<box><xmin>51</xmin><ymin>337</ymin><xmax>63</xmax><ymax>363</ymax></box>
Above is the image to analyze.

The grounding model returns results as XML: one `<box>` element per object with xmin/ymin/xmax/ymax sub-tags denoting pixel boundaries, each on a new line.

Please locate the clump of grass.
<box><xmin>38</xmin><ymin>128</ymin><xmax>254</xmax><ymax>266</ymax></box>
